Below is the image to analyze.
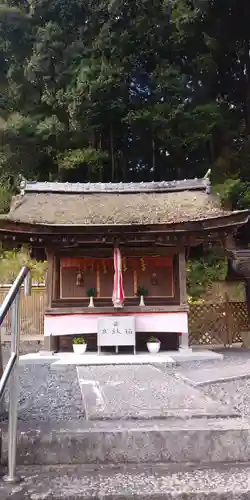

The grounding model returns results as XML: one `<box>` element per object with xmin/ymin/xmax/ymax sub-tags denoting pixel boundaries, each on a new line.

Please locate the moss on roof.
<box><xmin>5</xmin><ymin>190</ymin><xmax>233</xmax><ymax>226</ymax></box>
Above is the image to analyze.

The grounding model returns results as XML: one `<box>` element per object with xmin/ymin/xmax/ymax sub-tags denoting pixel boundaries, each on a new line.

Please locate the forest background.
<box><xmin>0</xmin><ymin>0</ymin><xmax>249</xmax><ymax>298</ymax></box>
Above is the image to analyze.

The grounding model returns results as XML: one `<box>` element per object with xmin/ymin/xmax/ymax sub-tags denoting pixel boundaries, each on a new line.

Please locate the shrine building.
<box><xmin>0</xmin><ymin>176</ymin><xmax>248</xmax><ymax>353</ymax></box>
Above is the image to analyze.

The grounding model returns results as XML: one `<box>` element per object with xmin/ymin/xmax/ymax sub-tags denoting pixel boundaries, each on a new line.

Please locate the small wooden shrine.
<box><xmin>0</xmin><ymin>176</ymin><xmax>248</xmax><ymax>352</ymax></box>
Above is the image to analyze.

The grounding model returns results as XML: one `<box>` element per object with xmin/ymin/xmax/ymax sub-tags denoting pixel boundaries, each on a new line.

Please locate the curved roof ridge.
<box><xmin>22</xmin><ymin>177</ymin><xmax>211</xmax><ymax>194</ymax></box>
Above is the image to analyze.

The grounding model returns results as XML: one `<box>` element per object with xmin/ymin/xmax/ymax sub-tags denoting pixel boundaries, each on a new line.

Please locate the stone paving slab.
<box><xmin>77</xmin><ymin>365</ymin><xmax>237</xmax><ymax>420</ymax></box>
<box><xmin>1</xmin><ymin>463</ymin><xmax>250</xmax><ymax>499</ymax></box>
<box><xmin>179</xmin><ymin>361</ymin><xmax>250</xmax><ymax>386</ymax></box>
<box><xmin>169</xmin><ymin>349</ymin><xmax>223</xmax><ymax>362</ymax></box>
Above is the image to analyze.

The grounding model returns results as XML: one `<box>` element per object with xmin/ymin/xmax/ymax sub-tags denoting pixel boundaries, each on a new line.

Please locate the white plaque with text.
<box><xmin>97</xmin><ymin>316</ymin><xmax>135</xmax><ymax>348</ymax></box>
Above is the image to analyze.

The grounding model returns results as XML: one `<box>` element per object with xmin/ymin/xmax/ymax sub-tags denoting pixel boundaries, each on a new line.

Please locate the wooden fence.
<box><xmin>189</xmin><ymin>300</ymin><xmax>249</xmax><ymax>346</ymax></box>
<box><xmin>0</xmin><ymin>286</ymin><xmax>45</xmax><ymax>337</ymax></box>
<box><xmin>0</xmin><ymin>285</ymin><xmax>249</xmax><ymax>345</ymax></box>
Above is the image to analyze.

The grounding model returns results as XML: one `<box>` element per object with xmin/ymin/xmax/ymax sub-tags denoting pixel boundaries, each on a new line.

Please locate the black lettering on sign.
<box><xmin>125</xmin><ymin>329</ymin><xmax>133</xmax><ymax>335</ymax></box>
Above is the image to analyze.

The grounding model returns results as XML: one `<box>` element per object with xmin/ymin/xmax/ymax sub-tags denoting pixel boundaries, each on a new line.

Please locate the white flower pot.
<box><xmin>147</xmin><ymin>342</ymin><xmax>161</xmax><ymax>354</ymax></box>
<box><xmin>73</xmin><ymin>343</ymin><xmax>87</xmax><ymax>355</ymax></box>
<box><xmin>88</xmin><ymin>296</ymin><xmax>94</xmax><ymax>308</ymax></box>
<box><xmin>139</xmin><ymin>295</ymin><xmax>145</xmax><ymax>306</ymax></box>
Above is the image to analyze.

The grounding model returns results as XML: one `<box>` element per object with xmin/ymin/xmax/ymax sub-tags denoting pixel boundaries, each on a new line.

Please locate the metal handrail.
<box><xmin>0</xmin><ymin>353</ymin><xmax>16</xmax><ymax>400</ymax></box>
<box><xmin>0</xmin><ymin>266</ymin><xmax>31</xmax><ymax>483</ymax></box>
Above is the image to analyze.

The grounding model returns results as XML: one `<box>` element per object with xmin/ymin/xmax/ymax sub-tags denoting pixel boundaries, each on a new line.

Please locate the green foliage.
<box><xmin>57</xmin><ymin>148</ymin><xmax>108</xmax><ymax>181</ymax></box>
<box><xmin>137</xmin><ymin>285</ymin><xmax>148</xmax><ymax>297</ymax></box>
<box><xmin>87</xmin><ymin>287</ymin><xmax>97</xmax><ymax>298</ymax></box>
<box><xmin>36</xmin><ymin>116</ymin><xmax>66</xmax><ymax>141</ymax></box>
<box><xmin>73</xmin><ymin>336</ymin><xmax>86</xmax><ymax>345</ymax></box>
<box><xmin>0</xmin><ymin>184</ymin><xmax>12</xmax><ymax>213</ymax></box>
<box><xmin>215</xmin><ymin>180</ymin><xmax>250</xmax><ymax>211</ymax></box>
<box><xmin>187</xmin><ymin>252</ymin><xmax>227</xmax><ymax>301</ymax></box>
<box><xmin>148</xmin><ymin>336</ymin><xmax>160</xmax><ymax>343</ymax></box>
<box><xmin>0</xmin><ymin>0</ymin><xmax>249</xmax><ymax>192</ymax></box>
<box><xmin>0</xmin><ymin>247</ymin><xmax>47</xmax><ymax>284</ymax></box>
<box><xmin>0</xmin><ymin>0</ymin><xmax>233</xmax><ymax>184</ymax></box>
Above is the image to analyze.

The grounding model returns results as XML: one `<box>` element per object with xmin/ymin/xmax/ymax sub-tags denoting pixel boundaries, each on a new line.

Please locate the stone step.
<box><xmin>1</xmin><ymin>418</ymin><xmax>250</xmax><ymax>466</ymax></box>
<box><xmin>1</xmin><ymin>463</ymin><xmax>250</xmax><ymax>499</ymax></box>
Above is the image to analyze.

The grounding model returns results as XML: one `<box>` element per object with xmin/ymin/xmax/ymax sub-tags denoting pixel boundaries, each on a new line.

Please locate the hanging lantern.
<box><xmin>76</xmin><ymin>269</ymin><xmax>85</xmax><ymax>286</ymax></box>
<box><xmin>151</xmin><ymin>272</ymin><xmax>158</xmax><ymax>286</ymax></box>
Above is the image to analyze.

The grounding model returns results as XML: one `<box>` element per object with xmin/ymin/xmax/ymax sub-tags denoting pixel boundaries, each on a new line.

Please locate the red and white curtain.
<box><xmin>112</xmin><ymin>247</ymin><xmax>124</xmax><ymax>308</ymax></box>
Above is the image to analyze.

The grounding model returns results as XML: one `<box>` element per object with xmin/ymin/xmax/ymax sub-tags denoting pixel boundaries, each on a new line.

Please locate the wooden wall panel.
<box><xmin>137</xmin><ymin>264</ymin><xmax>174</xmax><ymax>297</ymax></box>
<box><xmin>99</xmin><ymin>269</ymin><xmax>113</xmax><ymax>297</ymax></box>
<box><xmin>60</xmin><ymin>267</ymin><xmax>96</xmax><ymax>299</ymax></box>
<box><xmin>59</xmin><ymin>254</ymin><xmax>178</xmax><ymax>302</ymax></box>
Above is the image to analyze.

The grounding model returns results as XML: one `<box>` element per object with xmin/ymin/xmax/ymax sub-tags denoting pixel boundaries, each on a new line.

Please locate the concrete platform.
<box><xmin>1</xmin><ymin>463</ymin><xmax>250</xmax><ymax>499</ymax></box>
<box><xmin>169</xmin><ymin>349</ymin><xmax>223</xmax><ymax>362</ymax></box>
<box><xmin>77</xmin><ymin>365</ymin><xmax>237</xmax><ymax>420</ymax></box>
<box><xmin>179</xmin><ymin>361</ymin><xmax>250</xmax><ymax>386</ymax></box>
<box><xmin>18</xmin><ymin>349</ymin><xmax>223</xmax><ymax>366</ymax></box>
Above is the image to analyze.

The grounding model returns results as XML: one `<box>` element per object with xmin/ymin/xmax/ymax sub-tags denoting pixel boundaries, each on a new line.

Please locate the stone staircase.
<box><xmin>2</xmin><ymin>417</ymin><xmax>250</xmax><ymax>499</ymax></box>
<box><xmin>1</xmin><ymin>363</ymin><xmax>250</xmax><ymax>498</ymax></box>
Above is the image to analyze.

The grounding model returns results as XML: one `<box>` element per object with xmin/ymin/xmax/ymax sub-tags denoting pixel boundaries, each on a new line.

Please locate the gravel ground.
<box><xmin>2</xmin><ymin>344</ymin><xmax>250</xmax><ymax>423</ymax></box>
<box><xmin>175</xmin><ymin>348</ymin><xmax>250</xmax><ymax>419</ymax></box>
<box><xmin>15</xmin><ymin>363</ymin><xmax>84</xmax><ymax>422</ymax></box>
<box><xmin>201</xmin><ymin>378</ymin><xmax>250</xmax><ymax>418</ymax></box>
<box><xmin>1</xmin><ymin>343</ymin><xmax>85</xmax><ymax>423</ymax></box>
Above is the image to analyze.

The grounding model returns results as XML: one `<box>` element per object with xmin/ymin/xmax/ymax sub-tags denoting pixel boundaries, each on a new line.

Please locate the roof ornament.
<box><xmin>204</xmin><ymin>168</ymin><xmax>211</xmax><ymax>180</ymax></box>
<box><xmin>19</xmin><ymin>175</ymin><xmax>27</xmax><ymax>196</ymax></box>
<box><xmin>204</xmin><ymin>169</ymin><xmax>212</xmax><ymax>194</ymax></box>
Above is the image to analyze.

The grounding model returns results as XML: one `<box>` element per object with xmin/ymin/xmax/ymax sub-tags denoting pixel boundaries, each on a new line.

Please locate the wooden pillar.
<box><xmin>45</xmin><ymin>250</ymin><xmax>54</xmax><ymax>310</ymax></box>
<box><xmin>40</xmin><ymin>250</ymin><xmax>57</xmax><ymax>353</ymax></box>
<box><xmin>178</xmin><ymin>249</ymin><xmax>189</xmax><ymax>349</ymax></box>
<box><xmin>178</xmin><ymin>249</ymin><xmax>188</xmax><ymax>305</ymax></box>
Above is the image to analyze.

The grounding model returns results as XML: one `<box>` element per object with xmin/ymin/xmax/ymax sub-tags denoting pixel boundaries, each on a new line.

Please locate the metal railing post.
<box><xmin>24</xmin><ymin>273</ymin><xmax>32</xmax><ymax>297</ymax></box>
<box><xmin>3</xmin><ymin>289</ymin><xmax>21</xmax><ymax>483</ymax></box>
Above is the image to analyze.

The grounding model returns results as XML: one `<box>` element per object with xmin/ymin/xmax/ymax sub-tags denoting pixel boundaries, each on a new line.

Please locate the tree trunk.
<box><xmin>152</xmin><ymin>135</ymin><xmax>156</xmax><ymax>178</ymax></box>
<box><xmin>209</xmin><ymin>136</ymin><xmax>215</xmax><ymax>164</ymax></box>
<box><xmin>110</xmin><ymin>123</ymin><xmax>115</xmax><ymax>181</ymax></box>
<box><xmin>244</xmin><ymin>39</ymin><xmax>250</xmax><ymax>135</ymax></box>
<box><xmin>121</xmin><ymin>152</ymin><xmax>127</xmax><ymax>182</ymax></box>
<box><xmin>99</xmin><ymin>131</ymin><xmax>102</xmax><ymax>150</ymax></box>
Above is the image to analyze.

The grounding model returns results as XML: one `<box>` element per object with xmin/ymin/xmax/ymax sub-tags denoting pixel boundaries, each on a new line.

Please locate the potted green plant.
<box><xmin>147</xmin><ymin>336</ymin><xmax>161</xmax><ymax>354</ymax></box>
<box><xmin>137</xmin><ymin>285</ymin><xmax>148</xmax><ymax>306</ymax></box>
<box><xmin>73</xmin><ymin>336</ymin><xmax>87</xmax><ymax>355</ymax></box>
<box><xmin>87</xmin><ymin>287</ymin><xmax>97</xmax><ymax>307</ymax></box>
